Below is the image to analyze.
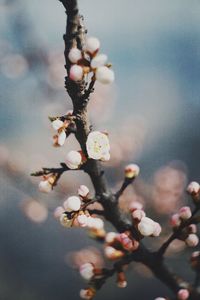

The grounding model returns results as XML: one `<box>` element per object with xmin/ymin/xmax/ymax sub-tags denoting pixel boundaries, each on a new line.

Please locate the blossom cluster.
<box><xmin>170</xmin><ymin>206</ymin><xmax>199</xmax><ymax>247</ymax></box>
<box><xmin>68</xmin><ymin>37</ymin><xmax>114</xmax><ymax>84</ymax></box>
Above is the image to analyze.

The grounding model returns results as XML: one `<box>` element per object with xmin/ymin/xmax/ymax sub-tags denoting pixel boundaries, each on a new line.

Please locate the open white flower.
<box><xmin>38</xmin><ymin>180</ymin><xmax>52</xmax><ymax>193</ymax></box>
<box><xmin>86</xmin><ymin>131</ymin><xmax>110</xmax><ymax>161</ymax></box>
<box><xmin>63</xmin><ymin>196</ymin><xmax>81</xmax><ymax>212</ymax></box>
<box><xmin>66</xmin><ymin>150</ymin><xmax>82</xmax><ymax>169</ymax></box>
<box><xmin>138</xmin><ymin>217</ymin><xmax>157</xmax><ymax>237</ymax></box>
<box><xmin>52</xmin><ymin>119</ymin><xmax>64</xmax><ymax>130</ymax></box>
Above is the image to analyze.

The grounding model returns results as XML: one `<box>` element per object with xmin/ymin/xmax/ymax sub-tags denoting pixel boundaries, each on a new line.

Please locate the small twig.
<box><xmin>115</xmin><ymin>177</ymin><xmax>135</xmax><ymax>199</ymax></box>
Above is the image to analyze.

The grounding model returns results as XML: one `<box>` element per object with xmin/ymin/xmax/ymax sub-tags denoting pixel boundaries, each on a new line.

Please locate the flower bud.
<box><xmin>54</xmin><ymin>206</ymin><xmax>65</xmax><ymax>219</ymax></box>
<box><xmin>59</xmin><ymin>213</ymin><xmax>72</xmax><ymax>227</ymax></box>
<box><xmin>38</xmin><ymin>180</ymin><xmax>52</xmax><ymax>193</ymax></box>
<box><xmin>57</xmin><ymin>130</ymin><xmax>66</xmax><ymax>146</ymax></box>
<box><xmin>152</xmin><ymin>222</ymin><xmax>162</xmax><ymax>237</ymax></box>
<box><xmin>177</xmin><ymin>289</ymin><xmax>189</xmax><ymax>300</ymax></box>
<box><xmin>129</xmin><ymin>201</ymin><xmax>143</xmax><ymax>212</ymax></box>
<box><xmin>79</xmin><ymin>263</ymin><xmax>94</xmax><ymax>280</ymax></box>
<box><xmin>77</xmin><ymin>214</ymin><xmax>89</xmax><ymax>227</ymax></box>
<box><xmin>68</xmin><ymin>47</ymin><xmax>82</xmax><ymax>63</ymax></box>
<box><xmin>154</xmin><ymin>298</ymin><xmax>166</xmax><ymax>300</ymax></box>
<box><xmin>66</xmin><ymin>150</ymin><xmax>82</xmax><ymax>169</ymax></box>
<box><xmin>188</xmin><ymin>224</ymin><xmax>197</xmax><ymax>234</ymax></box>
<box><xmin>105</xmin><ymin>232</ymin><xmax>118</xmax><ymax>244</ymax></box>
<box><xmin>87</xmin><ymin>217</ymin><xmax>104</xmax><ymax>230</ymax></box>
<box><xmin>80</xmin><ymin>288</ymin><xmax>96</xmax><ymax>300</ymax></box>
<box><xmin>125</xmin><ymin>164</ymin><xmax>140</xmax><ymax>179</ymax></box>
<box><xmin>118</xmin><ymin>233</ymin><xmax>133</xmax><ymax>251</ymax></box>
<box><xmin>78</xmin><ymin>185</ymin><xmax>89</xmax><ymax>198</ymax></box>
<box><xmin>117</xmin><ymin>272</ymin><xmax>127</xmax><ymax>288</ymax></box>
<box><xmin>91</xmin><ymin>54</ymin><xmax>107</xmax><ymax>68</ymax></box>
<box><xmin>179</xmin><ymin>206</ymin><xmax>192</xmax><ymax>220</ymax></box>
<box><xmin>69</xmin><ymin>64</ymin><xmax>83</xmax><ymax>81</ymax></box>
<box><xmin>85</xmin><ymin>37</ymin><xmax>100</xmax><ymax>54</ymax></box>
<box><xmin>185</xmin><ymin>234</ymin><xmax>199</xmax><ymax>247</ymax></box>
<box><xmin>187</xmin><ymin>181</ymin><xmax>200</xmax><ymax>195</ymax></box>
<box><xmin>132</xmin><ymin>209</ymin><xmax>146</xmax><ymax>221</ymax></box>
<box><xmin>52</xmin><ymin>119</ymin><xmax>64</xmax><ymax>130</ymax></box>
<box><xmin>96</xmin><ymin>66</ymin><xmax>114</xmax><ymax>84</ymax></box>
<box><xmin>63</xmin><ymin>196</ymin><xmax>81</xmax><ymax>212</ymax></box>
<box><xmin>170</xmin><ymin>213</ymin><xmax>181</xmax><ymax>227</ymax></box>
<box><xmin>138</xmin><ymin>217</ymin><xmax>156</xmax><ymax>237</ymax></box>
<box><xmin>104</xmin><ymin>246</ymin><xmax>124</xmax><ymax>260</ymax></box>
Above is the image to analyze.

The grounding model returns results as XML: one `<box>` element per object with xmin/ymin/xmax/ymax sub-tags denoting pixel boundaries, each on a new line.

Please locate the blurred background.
<box><xmin>0</xmin><ymin>0</ymin><xmax>200</xmax><ymax>299</ymax></box>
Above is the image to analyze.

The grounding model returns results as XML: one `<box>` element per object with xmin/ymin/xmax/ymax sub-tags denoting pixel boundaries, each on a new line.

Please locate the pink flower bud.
<box><xmin>105</xmin><ymin>232</ymin><xmax>118</xmax><ymax>244</ymax></box>
<box><xmin>138</xmin><ymin>217</ymin><xmax>156</xmax><ymax>237</ymax></box>
<box><xmin>65</xmin><ymin>150</ymin><xmax>82</xmax><ymax>169</ymax></box>
<box><xmin>177</xmin><ymin>289</ymin><xmax>190</xmax><ymax>300</ymax></box>
<box><xmin>63</xmin><ymin>196</ymin><xmax>81</xmax><ymax>212</ymax></box>
<box><xmin>170</xmin><ymin>213</ymin><xmax>181</xmax><ymax>227</ymax></box>
<box><xmin>104</xmin><ymin>246</ymin><xmax>124</xmax><ymax>260</ymax></box>
<box><xmin>191</xmin><ymin>251</ymin><xmax>200</xmax><ymax>258</ymax></box>
<box><xmin>85</xmin><ymin>37</ymin><xmax>100</xmax><ymax>54</ymax></box>
<box><xmin>69</xmin><ymin>64</ymin><xmax>83</xmax><ymax>81</ymax></box>
<box><xmin>132</xmin><ymin>209</ymin><xmax>146</xmax><ymax>221</ymax></box>
<box><xmin>152</xmin><ymin>222</ymin><xmax>162</xmax><ymax>237</ymax></box>
<box><xmin>77</xmin><ymin>214</ymin><xmax>88</xmax><ymax>227</ymax></box>
<box><xmin>95</xmin><ymin>66</ymin><xmax>114</xmax><ymax>84</ymax></box>
<box><xmin>54</xmin><ymin>206</ymin><xmax>65</xmax><ymax>219</ymax></box>
<box><xmin>125</xmin><ymin>163</ymin><xmax>140</xmax><ymax>179</ymax></box>
<box><xmin>179</xmin><ymin>206</ymin><xmax>192</xmax><ymax>220</ymax></box>
<box><xmin>68</xmin><ymin>47</ymin><xmax>82</xmax><ymax>63</ymax></box>
<box><xmin>129</xmin><ymin>201</ymin><xmax>143</xmax><ymax>212</ymax></box>
<box><xmin>38</xmin><ymin>180</ymin><xmax>52</xmax><ymax>193</ymax></box>
<box><xmin>78</xmin><ymin>185</ymin><xmax>89</xmax><ymax>198</ymax></box>
<box><xmin>118</xmin><ymin>233</ymin><xmax>133</xmax><ymax>251</ymax></box>
<box><xmin>187</xmin><ymin>181</ymin><xmax>200</xmax><ymax>195</ymax></box>
<box><xmin>79</xmin><ymin>263</ymin><xmax>94</xmax><ymax>280</ymax></box>
<box><xmin>185</xmin><ymin>234</ymin><xmax>199</xmax><ymax>247</ymax></box>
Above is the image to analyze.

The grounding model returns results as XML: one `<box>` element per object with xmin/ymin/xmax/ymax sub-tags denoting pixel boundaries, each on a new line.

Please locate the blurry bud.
<box><xmin>54</xmin><ymin>206</ymin><xmax>65</xmax><ymax>219</ymax></box>
<box><xmin>85</xmin><ymin>37</ymin><xmax>100</xmax><ymax>55</ymax></box>
<box><xmin>138</xmin><ymin>217</ymin><xmax>156</xmax><ymax>237</ymax></box>
<box><xmin>125</xmin><ymin>164</ymin><xmax>140</xmax><ymax>179</ymax></box>
<box><xmin>78</xmin><ymin>185</ymin><xmax>90</xmax><ymax>198</ymax></box>
<box><xmin>86</xmin><ymin>131</ymin><xmax>110</xmax><ymax>161</ymax></box>
<box><xmin>185</xmin><ymin>234</ymin><xmax>199</xmax><ymax>247</ymax></box>
<box><xmin>57</xmin><ymin>130</ymin><xmax>66</xmax><ymax>146</ymax></box>
<box><xmin>95</xmin><ymin>66</ymin><xmax>114</xmax><ymax>84</ymax></box>
<box><xmin>79</xmin><ymin>263</ymin><xmax>94</xmax><ymax>280</ymax></box>
<box><xmin>188</xmin><ymin>224</ymin><xmax>197</xmax><ymax>234</ymax></box>
<box><xmin>38</xmin><ymin>180</ymin><xmax>52</xmax><ymax>193</ymax></box>
<box><xmin>69</xmin><ymin>64</ymin><xmax>83</xmax><ymax>81</ymax></box>
<box><xmin>117</xmin><ymin>272</ymin><xmax>127</xmax><ymax>288</ymax></box>
<box><xmin>154</xmin><ymin>298</ymin><xmax>167</xmax><ymax>300</ymax></box>
<box><xmin>132</xmin><ymin>209</ymin><xmax>146</xmax><ymax>221</ymax></box>
<box><xmin>52</xmin><ymin>119</ymin><xmax>64</xmax><ymax>130</ymax></box>
<box><xmin>91</xmin><ymin>54</ymin><xmax>107</xmax><ymax>69</ymax></box>
<box><xmin>129</xmin><ymin>201</ymin><xmax>143</xmax><ymax>212</ymax></box>
<box><xmin>66</xmin><ymin>150</ymin><xmax>82</xmax><ymax>169</ymax></box>
<box><xmin>68</xmin><ymin>47</ymin><xmax>82</xmax><ymax>63</ymax></box>
<box><xmin>177</xmin><ymin>289</ymin><xmax>189</xmax><ymax>300</ymax></box>
<box><xmin>60</xmin><ymin>213</ymin><xmax>72</xmax><ymax>228</ymax></box>
<box><xmin>104</xmin><ymin>246</ymin><xmax>124</xmax><ymax>260</ymax></box>
<box><xmin>152</xmin><ymin>222</ymin><xmax>162</xmax><ymax>237</ymax></box>
<box><xmin>77</xmin><ymin>214</ymin><xmax>89</xmax><ymax>227</ymax></box>
<box><xmin>170</xmin><ymin>213</ymin><xmax>181</xmax><ymax>227</ymax></box>
<box><xmin>187</xmin><ymin>181</ymin><xmax>200</xmax><ymax>195</ymax></box>
<box><xmin>87</xmin><ymin>217</ymin><xmax>104</xmax><ymax>230</ymax></box>
<box><xmin>179</xmin><ymin>206</ymin><xmax>192</xmax><ymax>220</ymax></box>
<box><xmin>80</xmin><ymin>288</ymin><xmax>96</xmax><ymax>300</ymax></box>
<box><xmin>190</xmin><ymin>251</ymin><xmax>200</xmax><ymax>270</ymax></box>
<box><xmin>105</xmin><ymin>232</ymin><xmax>118</xmax><ymax>244</ymax></box>
<box><xmin>63</xmin><ymin>196</ymin><xmax>81</xmax><ymax>212</ymax></box>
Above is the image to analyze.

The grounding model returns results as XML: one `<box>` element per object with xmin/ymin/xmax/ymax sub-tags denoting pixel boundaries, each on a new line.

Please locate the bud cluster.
<box><xmin>68</xmin><ymin>37</ymin><xmax>114</xmax><ymax>84</ymax></box>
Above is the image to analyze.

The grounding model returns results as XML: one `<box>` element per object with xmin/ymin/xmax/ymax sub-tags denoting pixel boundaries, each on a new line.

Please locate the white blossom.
<box><xmin>179</xmin><ymin>206</ymin><xmax>192</xmax><ymax>220</ymax></box>
<box><xmin>125</xmin><ymin>163</ymin><xmax>140</xmax><ymax>179</ymax></box>
<box><xmin>68</xmin><ymin>47</ymin><xmax>82</xmax><ymax>63</ymax></box>
<box><xmin>65</xmin><ymin>150</ymin><xmax>82</xmax><ymax>169</ymax></box>
<box><xmin>85</xmin><ymin>37</ymin><xmax>100</xmax><ymax>54</ymax></box>
<box><xmin>63</xmin><ymin>196</ymin><xmax>81</xmax><ymax>212</ymax></box>
<box><xmin>95</xmin><ymin>66</ymin><xmax>114</xmax><ymax>84</ymax></box>
<box><xmin>78</xmin><ymin>185</ymin><xmax>89</xmax><ymax>198</ymax></box>
<box><xmin>87</xmin><ymin>217</ymin><xmax>104</xmax><ymax>230</ymax></box>
<box><xmin>79</xmin><ymin>263</ymin><xmax>94</xmax><ymax>280</ymax></box>
<box><xmin>91</xmin><ymin>54</ymin><xmax>107</xmax><ymax>69</ymax></box>
<box><xmin>38</xmin><ymin>180</ymin><xmax>52</xmax><ymax>193</ymax></box>
<box><xmin>77</xmin><ymin>214</ymin><xmax>89</xmax><ymax>227</ymax></box>
<box><xmin>69</xmin><ymin>64</ymin><xmax>83</xmax><ymax>81</ymax></box>
<box><xmin>138</xmin><ymin>217</ymin><xmax>156</xmax><ymax>237</ymax></box>
<box><xmin>86</xmin><ymin>131</ymin><xmax>110</xmax><ymax>161</ymax></box>
<box><xmin>52</xmin><ymin>119</ymin><xmax>64</xmax><ymax>130</ymax></box>
<box><xmin>57</xmin><ymin>130</ymin><xmax>66</xmax><ymax>146</ymax></box>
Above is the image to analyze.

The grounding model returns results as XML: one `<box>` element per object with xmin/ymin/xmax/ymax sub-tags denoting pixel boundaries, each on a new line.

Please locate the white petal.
<box><xmin>52</xmin><ymin>119</ymin><xmax>64</xmax><ymax>130</ymax></box>
<box><xmin>91</xmin><ymin>54</ymin><xmax>107</xmax><ymax>68</ymax></box>
<box><xmin>58</xmin><ymin>130</ymin><xmax>66</xmax><ymax>146</ymax></box>
<box><xmin>96</xmin><ymin>66</ymin><xmax>114</xmax><ymax>84</ymax></box>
